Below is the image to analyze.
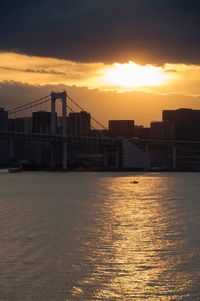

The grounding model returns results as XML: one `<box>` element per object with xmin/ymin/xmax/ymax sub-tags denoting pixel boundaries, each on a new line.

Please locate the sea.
<box><xmin>0</xmin><ymin>171</ymin><xmax>199</xmax><ymax>301</ymax></box>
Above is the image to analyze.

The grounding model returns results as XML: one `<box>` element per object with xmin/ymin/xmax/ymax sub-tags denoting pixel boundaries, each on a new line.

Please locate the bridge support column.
<box><xmin>115</xmin><ymin>147</ymin><xmax>120</xmax><ymax>168</ymax></box>
<box><xmin>51</xmin><ymin>142</ymin><xmax>56</xmax><ymax>170</ymax></box>
<box><xmin>145</xmin><ymin>143</ymin><xmax>149</xmax><ymax>154</ymax></box>
<box><xmin>104</xmin><ymin>148</ymin><xmax>108</xmax><ymax>168</ymax></box>
<box><xmin>51</xmin><ymin>91</ymin><xmax>67</xmax><ymax>170</ymax></box>
<box><xmin>62</xmin><ymin>93</ymin><xmax>67</xmax><ymax>170</ymax></box>
<box><xmin>62</xmin><ymin>142</ymin><xmax>67</xmax><ymax>170</ymax></box>
<box><xmin>172</xmin><ymin>145</ymin><xmax>176</xmax><ymax>169</ymax></box>
<box><xmin>104</xmin><ymin>147</ymin><xmax>120</xmax><ymax>169</ymax></box>
<box><xmin>9</xmin><ymin>139</ymin><xmax>14</xmax><ymax>165</ymax></box>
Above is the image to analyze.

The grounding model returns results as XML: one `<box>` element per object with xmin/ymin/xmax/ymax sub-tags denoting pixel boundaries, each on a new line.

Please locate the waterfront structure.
<box><xmin>163</xmin><ymin>108</ymin><xmax>200</xmax><ymax>140</ymax></box>
<box><xmin>0</xmin><ymin>107</ymin><xmax>8</xmax><ymax>130</ymax></box>
<box><xmin>109</xmin><ymin>120</ymin><xmax>135</xmax><ymax>138</ymax></box>
<box><xmin>150</xmin><ymin>121</ymin><xmax>175</xmax><ymax>140</ymax></box>
<box><xmin>9</xmin><ymin>117</ymin><xmax>32</xmax><ymax>133</ymax></box>
<box><xmin>5</xmin><ymin>93</ymin><xmax>200</xmax><ymax>171</ymax></box>
<box><xmin>0</xmin><ymin>92</ymin><xmax>151</xmax><ymax>170</ymax></box>
<box><xmin>68</xmin><ymin>111</ymin><xmax>91</xmax><ymax>136</ymax></box>
<box><xmin>134</xmin><ymin>125</ymin><xmax>150</xmax><ymax>139</ymax></box>
<box><xmin>0</xmin><ymin>108</ymin><xmax>9</xmax><ymax>166</ymax></box>
<box><xmin>32</xmin><ymin>111</ymin><xmax>52</xmax><ymax>134</ymax></box>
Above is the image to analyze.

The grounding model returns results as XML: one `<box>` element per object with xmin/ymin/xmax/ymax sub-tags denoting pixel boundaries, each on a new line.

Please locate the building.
<box><xmin>68</xmin><ymin>111</ymin><xmax>91</xmax><ymax>136</ymax></box>
<box><xmin>163</xmin><ymin>108</ymin><xmax>200</xmax><ymax>141</ymax></box>
<box><xmin>134</xmin><ymin>125</ymin><xmax>150</xmax><ymax>139</ymax></box>
<box><xmin>108</xmin><ymin>120</ymin><xmax>134</xmax><ymax>138</ymax></box>
<box><xmin>32</xmin><ymin>111</ymin><xmax>52</xmax><ymax>134</ymax></box>
<box><xmin>8</xmin><ymin>117</ymin><xmax>32</xmax><ymax>133</ymax></box>
<box><xmin>0</xmin><ymin>107</ymin><xmax>8</xmax><ymax>131</ymax></box>
<box><xmin>0</xmin><ymin>108</ymin><xmax>9</xmax><ymax>166</ymax></box>
<box><xmin>150</xmin><ymin>121</ymin><xmax>175</xmax><ymax>140</ymax></box>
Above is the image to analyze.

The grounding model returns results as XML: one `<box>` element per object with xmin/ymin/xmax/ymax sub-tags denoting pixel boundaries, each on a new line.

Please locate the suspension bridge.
<box><xmin>0</xmin><ymin>92</ymin><xmax>124</xmax><ymax>170</ymax></box>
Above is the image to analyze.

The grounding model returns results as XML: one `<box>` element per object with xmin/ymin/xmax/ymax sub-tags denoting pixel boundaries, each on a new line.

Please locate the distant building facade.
<box><xmin>8</xmin><ymin>117</ymin><xmax>32</xmax><ymax>133</ymax></box>
<box><xmin>0</xmin><ymin>107</ymin><xmax>8</xmax><ymax>131</ymax></box>
<box><xmin>68</xmin><ymin>111</ymin><xmax>91</xmax><ymax>136</ymax></box>
<box><xmin>0</xmin><ymin>108</ymin><xmax>9</xmax><ymax>166</ymax></box>
<box><xmin>109</xmin><ymin>120</ymin><xmax>134</xmax><ymax>138</ymax></box>
<box><xmin>150</xmin><ymin>121</ymin><xmax>175</xmax><ymax>140</ymax></box>
<box><xmin>32</xmin><ymin>111</ymin><xmax>52</xmax><ymax>134</ymax></box>
<box><xmin>134</xmin><ymin>125</ymin><xmax>150</xmax><ymax>139</ymax></box>
<box><xmin>163</xmin><ymin>108</ymin><xmax>200</xmax><ymax>141</ymax></box>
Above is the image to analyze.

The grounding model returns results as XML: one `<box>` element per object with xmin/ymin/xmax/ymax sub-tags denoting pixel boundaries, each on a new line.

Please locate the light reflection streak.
<box><xmin>70</xmin><ymin>175</ymin><xmax>197</xmax><ymax>300</ymax></box>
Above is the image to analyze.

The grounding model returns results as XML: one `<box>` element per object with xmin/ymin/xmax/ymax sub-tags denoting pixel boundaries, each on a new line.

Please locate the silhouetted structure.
<box><xmin>0</xmin><ymin>108</ymin><xmax>8</xmax><ymax>166</ymax></box>
<box><xmin>109</xmin><ymin>120</ymin><xmax>134</xmax><ymax>138</ymax></box>
<box><xmin>32</xmin><ymin>111</ymin><xmax>52</xmax><ymax>134</ymax></box>
<box><xmin>9</xmin><ymin>117</ymin><xmax>32</xmax><ymax>132</ymax></box>
<box><xmin>163</xmin><ymin>108</ymin><xmax>200</xmax><ymax>141</ymax></box>
<box><xmin>0</xmin><ymin>108</ymin><xmax>8</xmax><ymax>130</ymax></box>
<box><xmin>150</xmin><ymin>121</ymin><xmax>175</xmax><ymax>140</ymax></box>
<box><xmin>68</xmin><ymin>111</ymin><xmax>91</xmax><ymax>136</ymax></box>
<box><xmin>134</xmin><ymin>125</ymin><xmax>150</xmax><ymax>139</ymax></box>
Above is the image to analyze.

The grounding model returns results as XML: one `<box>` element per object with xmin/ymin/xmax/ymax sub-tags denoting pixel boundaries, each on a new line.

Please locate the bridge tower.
<box><xmin>51</xmin><ymin>92</ymin><xmax>67</xmax><ymax>170</ymax></box>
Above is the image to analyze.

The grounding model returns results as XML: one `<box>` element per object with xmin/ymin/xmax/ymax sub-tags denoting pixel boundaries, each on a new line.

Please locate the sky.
<box><xmin>1</xmin><ymin>0</ymin><xmax>200</xmax><ymax>126</ymax></box>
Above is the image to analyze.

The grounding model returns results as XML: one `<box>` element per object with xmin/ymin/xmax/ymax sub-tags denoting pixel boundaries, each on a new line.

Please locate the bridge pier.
<box><xmin>9</xmin><ymin>139</ymin><xmax>14</xmax><ymax>165</ymax></box>
<box><xmin>62</xmin><ymin>141</ymin><xmax>67</xmax><ymax>170</ymax></box>
<box><xmin>104</xmin><ymin>147</ymin><xmax>120</xmax><ymax>169</ymax></box>
<box><xmin>172</xmin><ymin>145</ymin><xmax>176</xmax><ymax>170</ymax></box>
<box><xmin>50</xmin><ymin>142</ymin><xmax>56</xmax><ymax>170</ymax></box>
<box><xmin>51</xmin><ymin>92</ymin><xmax>68</xmax><ymax>170</ymax></box>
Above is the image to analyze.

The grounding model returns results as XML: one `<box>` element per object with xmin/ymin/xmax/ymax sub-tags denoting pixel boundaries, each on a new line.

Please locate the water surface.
<box><xmin>0</xmin><ymin>171</ymin><xmax>199</xmax><ymax>300</ymax></box>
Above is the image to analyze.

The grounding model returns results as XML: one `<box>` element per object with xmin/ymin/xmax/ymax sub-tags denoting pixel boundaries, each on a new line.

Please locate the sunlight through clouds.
<box><xmin>1</xmin><ymin>52</ymin><xmax>200</xmax><ymax>95</ymax></box>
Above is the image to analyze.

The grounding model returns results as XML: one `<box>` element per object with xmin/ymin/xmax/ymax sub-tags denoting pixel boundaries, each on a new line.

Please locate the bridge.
<box><xmin>2</xmin><ymin>91</ymin><xmax>200</xmax><ymax>171</ymax></box>
<box><xmin>0</xmin><ymin>92</ymin><xmax>127</xmax><ymax>170</ymax></box>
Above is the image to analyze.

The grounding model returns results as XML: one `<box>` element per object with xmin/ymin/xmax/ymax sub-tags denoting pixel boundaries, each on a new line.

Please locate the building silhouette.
<box><xmin>109</xmin><ymin>120</ymin><xmax>134</xmax><ymax>138</ymax></box>
<box><xmin>0</xmin><ymin>107</ymin><xmax>8</xmax><ymax>131</ymax></box>
<box><xmin>134</xmin><ymin>125</ymin><xmax>150</xmax><ymax>139</ymax></box>
<box><xmin>9</xmin><ymin>117</ymin><xmax>32</xmax><ymax>133</ymax></box>
<box><xmin>68</xmin><ymin>111</ymin><xmax>91</xmax><ymax>136</ymax></box>
<box><xmin>0</xmin><ymin>108</ymin><xmax>8</xmax><ymax>166</ymax></box>
<box><xmin>163</xmin><ymin>108</ymin><xmax>200</xmax><ymax>141</ymax></box>
<box><xmin>32</xmin><ymin>111</ymin><xmax>52</xmax><ymax>134</ymax></box>
<box><xmin>150</xmin><ymin>121</ymin><xmax>175</xmax><ymax>140</ymax></box>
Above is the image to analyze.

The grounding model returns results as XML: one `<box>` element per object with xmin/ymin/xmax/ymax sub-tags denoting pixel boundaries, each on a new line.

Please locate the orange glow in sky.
<box><xmin>101</xmin><ymin>61</ymin><xmax>171</xmax><ymax>88</ymax></box>
<box><xmin>2</xmin><ymin>52</ymin><xmax>200</xmax><ymax>95</ymax></box>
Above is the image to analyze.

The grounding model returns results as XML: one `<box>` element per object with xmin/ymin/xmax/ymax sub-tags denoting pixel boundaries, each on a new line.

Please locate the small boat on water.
<box><xmin>131</xmin><ymin>180</ymin><xmax>139</xmax><ymax>184</ymax></box>
<box><xmin>8</xmin><ymin>166</ymin><xmax>22</xmax><ymax>173</ymax></box>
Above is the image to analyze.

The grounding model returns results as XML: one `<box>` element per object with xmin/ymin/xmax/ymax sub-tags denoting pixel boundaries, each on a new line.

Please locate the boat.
<box><xmin>8</xmin><ymin>166</ymin><xmax>22</xmax><ymax>173</ymax></box>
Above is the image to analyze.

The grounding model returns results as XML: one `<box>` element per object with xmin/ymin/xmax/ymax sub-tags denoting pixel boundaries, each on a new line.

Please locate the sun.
<box><xmin>101</xmin><ymin>61</ymin><xmax>170</xmax><ymax>89</ymax></box>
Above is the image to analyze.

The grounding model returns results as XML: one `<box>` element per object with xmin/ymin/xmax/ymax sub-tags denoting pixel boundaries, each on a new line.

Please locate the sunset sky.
<box><xmin>1</xmin><ymin>0</ymin><xmax>200</xmax><ymax>126</ymax></box>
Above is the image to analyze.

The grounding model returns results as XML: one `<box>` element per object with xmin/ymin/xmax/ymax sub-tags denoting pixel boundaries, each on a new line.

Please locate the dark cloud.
<box><xmin>0</xmin><ymin>66</ymin><xmax>66</xmax><ymax>75</ymax></box>
<box><xmin>1</xmin><ymin>0</ymin><xmax>200</xmax><ymax>64</ymax></box>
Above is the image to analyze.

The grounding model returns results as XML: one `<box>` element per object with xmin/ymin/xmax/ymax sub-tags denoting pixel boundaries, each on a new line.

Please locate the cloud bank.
<box><xmin>1</xmin><ymin>0</ymin><xmax>200</xmax><ymax>64</ymax></box>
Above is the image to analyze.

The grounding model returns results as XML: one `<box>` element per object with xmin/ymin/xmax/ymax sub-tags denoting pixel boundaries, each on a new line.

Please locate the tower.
<box><xmin>51</xmin><ymin>92</ymin><xmax>67</xmax><ymax>170</ymax></box>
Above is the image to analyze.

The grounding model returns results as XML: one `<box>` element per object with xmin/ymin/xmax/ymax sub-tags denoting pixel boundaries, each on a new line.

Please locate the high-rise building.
<box><xmin>108</xmin><ymin>120</ymin><xmax>134</xmax><ymax>138</ymax></box>
<box><xmin>163</xmin><ymin>108</ymin><xmax>200</xmax><ymax>140</ymax></box>
<box><xmin>0</xmin><ymin>108</ymin><xmax>9</xmax><ymax>166</ymax></box>
<box><xmin>0</xmin><ymin>107</ymin><xmax>8</xmax><ymax>131</ymax></box>
<box><xmin>68</xmin><ymin>111</ymin><xmax>91</xmax><ymax>135</ymax></box>
<box><xmin>9</xmin><ymin>117</ymin><xmax>32</xmax><ymax>133</ymax></box>
<box><xmin>32</xmin><ymin>111</ymin><xmax>53</xmax><ymax>134</ymax></box>
<box><xmin>150</xmin><ymin>121</ymin><xmax>175</xmax><ymax>140</ymax></box>
<box><xmin>134</xmin><ymin>125</ymin><xmax>150</xmax><ymax>139</ymax></box>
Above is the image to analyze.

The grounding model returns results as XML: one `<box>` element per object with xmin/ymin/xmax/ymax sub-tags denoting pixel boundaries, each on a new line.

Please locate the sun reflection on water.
<box><xmin>69</xmin><ymin>175</ymin><xmax>199</xmax><ymax>300</ymax></box>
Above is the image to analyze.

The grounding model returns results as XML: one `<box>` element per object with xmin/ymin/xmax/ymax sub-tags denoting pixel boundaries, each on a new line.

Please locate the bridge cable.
<box><xmin>67</xmin><ymin>94</ymin><xmax>107</xmax><ymax>130</ymax></box>
<box><xmin>8</xmin><ymin>95</ymin><xmax>50</xmax><ymax>113</ymax></box>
